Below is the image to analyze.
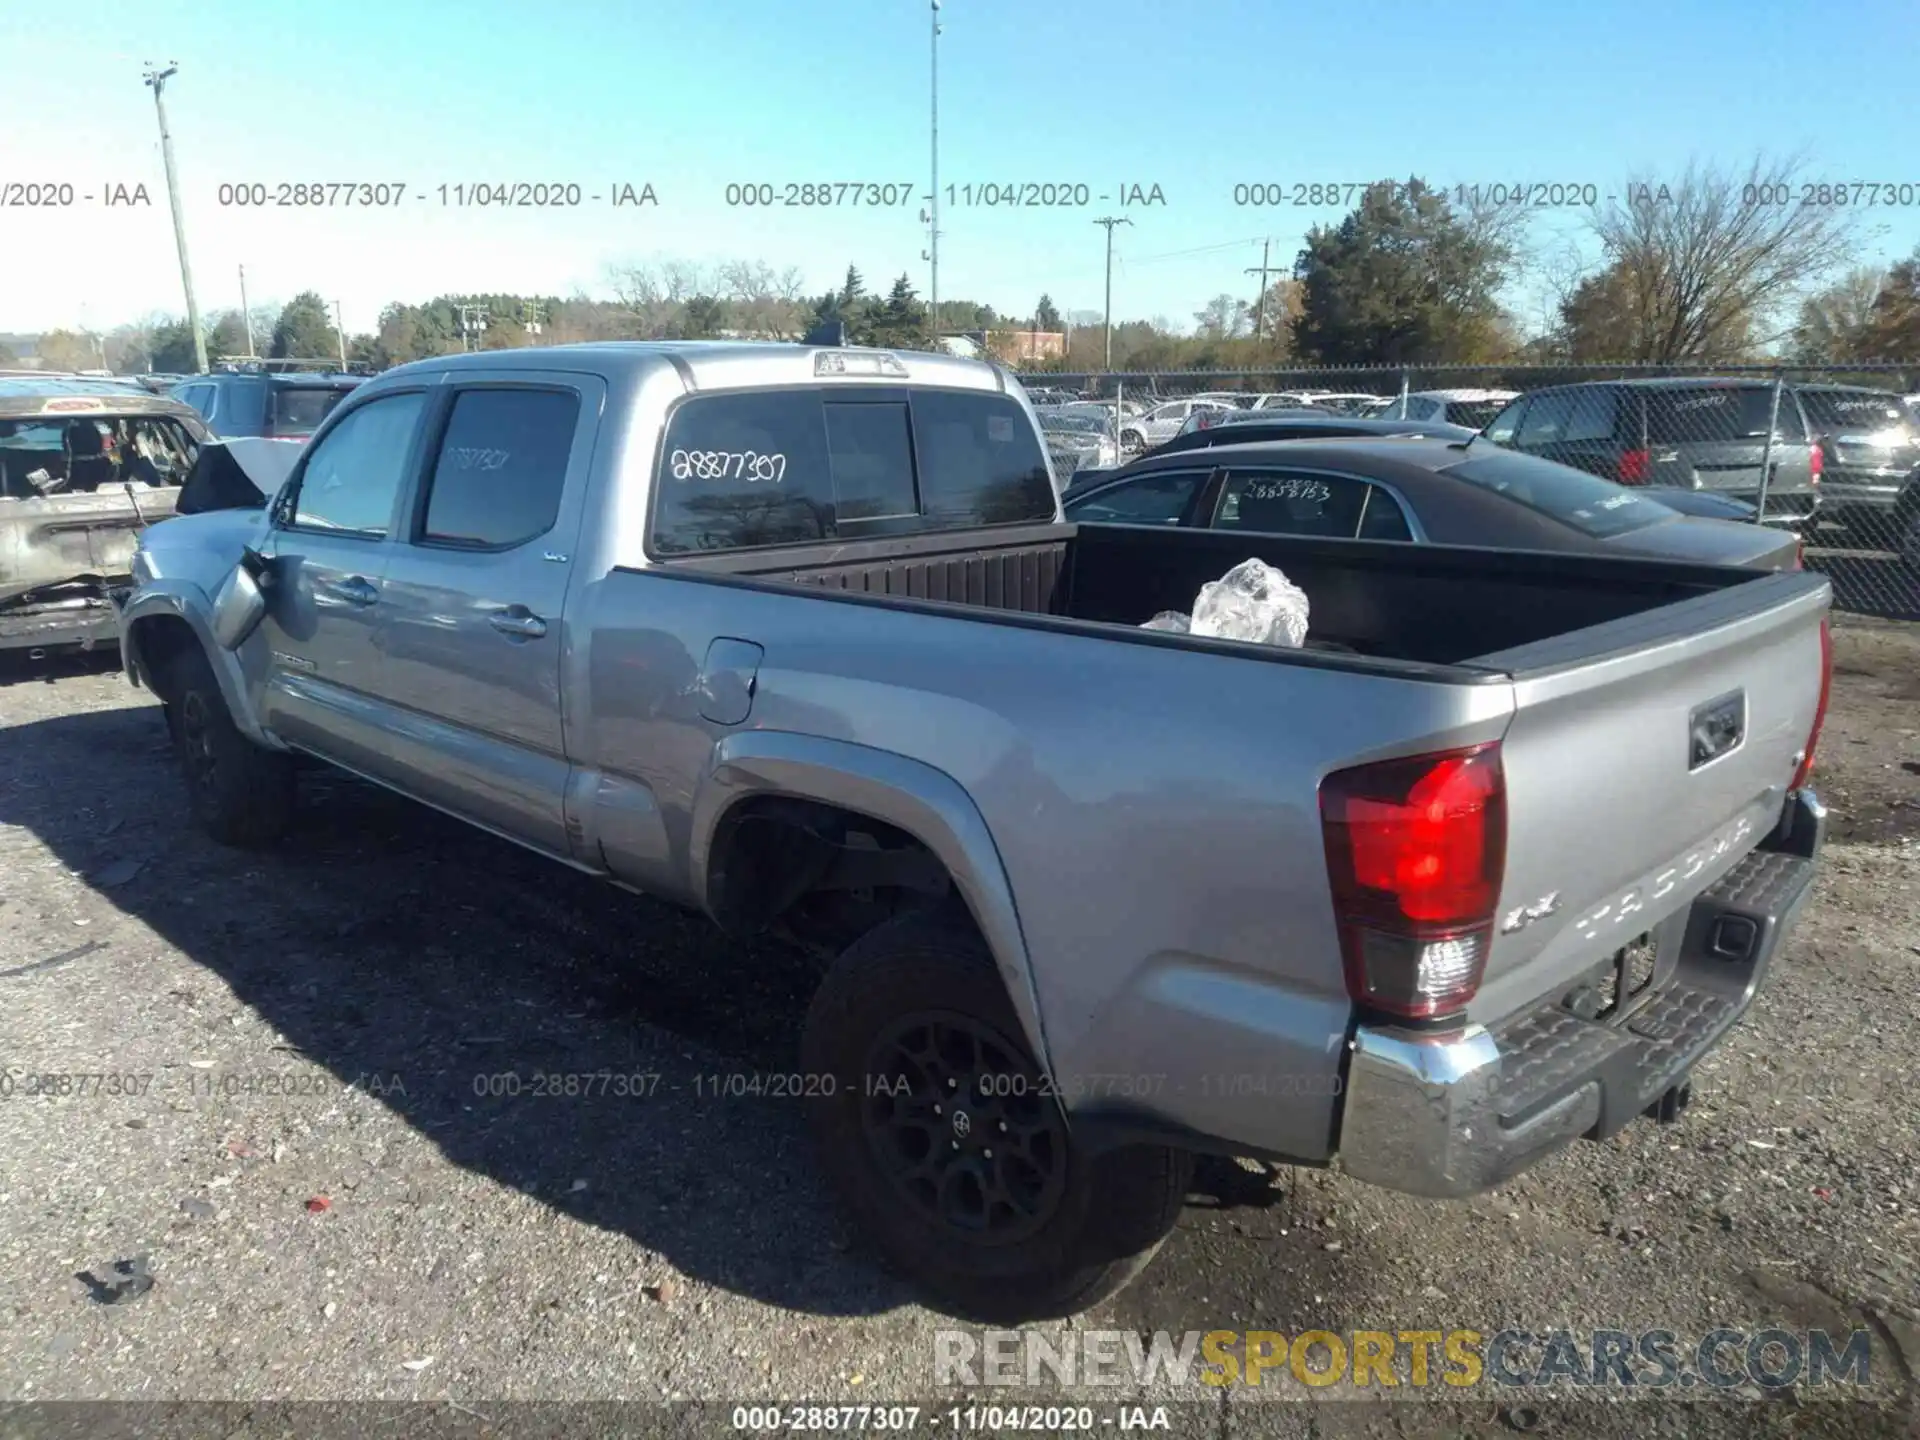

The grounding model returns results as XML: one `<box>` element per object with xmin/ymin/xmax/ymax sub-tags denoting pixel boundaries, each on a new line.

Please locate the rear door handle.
<box><xmin>488</xmin><ymin>606</ymin><xmax>548</xmax><ymax>640</ymax></box>
<box><xmin>318</xmin><ymin>575</ymin><xmax>379</xmax><ymax>607</ymax></box>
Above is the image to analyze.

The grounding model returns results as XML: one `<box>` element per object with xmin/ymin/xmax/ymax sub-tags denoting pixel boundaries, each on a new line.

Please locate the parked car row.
<box><xmin>1081</xmin><ymin>375</ymin><xmax>1920</xmax><ymax>560</ymax></box>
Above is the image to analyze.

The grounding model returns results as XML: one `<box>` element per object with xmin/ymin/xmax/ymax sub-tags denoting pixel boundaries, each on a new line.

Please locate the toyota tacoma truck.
<box><xmin>116</xmin><ymin>343</ymin><xmax>1831</xmax><ymax>1320</ymax></box>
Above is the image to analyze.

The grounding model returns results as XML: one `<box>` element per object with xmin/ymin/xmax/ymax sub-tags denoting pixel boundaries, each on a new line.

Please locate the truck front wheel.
<box><xmin>162</xmin><ymin>645</ymin><xmax>296</xmax><ymax>848</ymax></box>
<box><xmin>801</xmin><ymin>910</ymin><xmax>1191</xmax><ymax>1320</ymax></box>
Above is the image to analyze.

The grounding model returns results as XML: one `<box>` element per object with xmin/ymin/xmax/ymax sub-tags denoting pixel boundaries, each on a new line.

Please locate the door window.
<box><xmin>1064</xmin><ymin>470</ymin><xmax>1207</xmax><ymax>524</ymax></box>
<box><xmin>1213</xmin><ymin>469</ymin><xmax>1372</xmax><ymax>538</ymax></box>
<box><xmin>287</xmin><ymin>391</ymin><xmax>427</xmax><ymax>536</ymax></box>
<box><xmin>1515</xmin><ymin>392</ymin><xmax>1576</xmax><ymax>446</ymax></box>
<box><xmin>419</xmin><ymin>388</ymin><xmax>580</xmax><ymax>548</ymax></box>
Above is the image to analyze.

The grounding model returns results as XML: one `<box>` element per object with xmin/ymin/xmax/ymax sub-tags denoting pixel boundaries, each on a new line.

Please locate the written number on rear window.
<box><xmin>670</xmin><ymin>448</ymin><xmax>788</xmax><ymax>483</ymax></box>
<box><xmin>1244</xmin><ymin>477</ymin><xmax>1331</xmax><ymax>503</ymax></box>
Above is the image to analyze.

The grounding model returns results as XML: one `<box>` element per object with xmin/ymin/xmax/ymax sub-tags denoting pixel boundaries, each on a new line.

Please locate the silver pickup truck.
<box><xmin>117</xmin><ymin>343</ymin><xmax>1832</xmax><ymax>1320</ymax></box>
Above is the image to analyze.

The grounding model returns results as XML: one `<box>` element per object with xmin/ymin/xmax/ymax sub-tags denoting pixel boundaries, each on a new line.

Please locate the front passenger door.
<box><xmin>255</xmin><ymin>389</ymin><xmax>429</xmax><ymax>772</ymax></box>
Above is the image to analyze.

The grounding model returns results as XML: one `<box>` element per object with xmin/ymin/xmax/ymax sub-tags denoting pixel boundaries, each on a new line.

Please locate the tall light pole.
<box><xmin>331</xmin><ymin>300</ymin><xmax>349</xmax><ymax>371</ymax></box>
<box><xmin>238</xmin><ymin>265</ymin><xmax>257</xmax><ymax>358</ymax></box>
<box><xmin>144</xmin><ymin>63</ymin><xmax>208</xmax><ymax>374</ymax></box>
<box><xmin>1093</xmin><ymin>216</ymin><xmax>1132</xmax><ymax>371</ymax></box>
<box><xmin>928</xmin><ymin>0</ymin><xmax>942</xmax><ymax>347</ymax></box>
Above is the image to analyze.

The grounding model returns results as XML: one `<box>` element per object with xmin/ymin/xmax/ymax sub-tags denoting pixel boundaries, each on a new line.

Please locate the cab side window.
<box><xmin>418</xmin><ymin>388</ymin><xmax>579</xmax><ymax>548</ymax></box>
<box><xmin>287</xmin><ymin>392</ymin><xmax>427</xmax><ymax>537</ymax></box>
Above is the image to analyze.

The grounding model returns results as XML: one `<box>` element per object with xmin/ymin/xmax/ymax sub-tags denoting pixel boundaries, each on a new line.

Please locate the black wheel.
<box><xmin>163</xmin><ymin>645</ymin><xmax>296</xmax><ymax>847</ymax></box>
<box><xmin>801</xmin><ymin>911</ymin><xmax>1192</xmax><ymax>1320</ymax></box>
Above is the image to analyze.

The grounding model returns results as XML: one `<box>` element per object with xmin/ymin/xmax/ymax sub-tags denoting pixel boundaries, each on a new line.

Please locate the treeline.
<box><xmin>12</xmin><ymin>154</ymin><xmax>1919</xmax><ymax>377</ymax></box>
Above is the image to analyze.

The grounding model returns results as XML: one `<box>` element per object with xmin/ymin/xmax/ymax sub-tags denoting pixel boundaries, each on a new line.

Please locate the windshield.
<box><xmin>271</xmin><ymin>386</ymin><xmax>351</xmax><ymax>433</ymax></box>
<box><xmin>1796</xmin><ymin>389</ymin><xmax>1916</xmax><ymax>437</ymax></box>
<box><xmin>1443</xmin><ymin>449</ymin><xmax>1679</xmax><ymax>539</ymax></box>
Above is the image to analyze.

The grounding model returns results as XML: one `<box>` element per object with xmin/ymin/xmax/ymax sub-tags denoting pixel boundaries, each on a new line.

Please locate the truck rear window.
<box><xmin>650</xmin><ymin>387</ymin><xmax>1054</xmax><ymax>555</ymax></box>
<box><xmin>1645</xmin><ymin>387</ymin><xmax>1783</xmax><ymax>444</ymax></box>
<box><xmin>1443</xmin><ymin>450</ymin><xmax>1678</xmax><ymax>539</ymax></box>
<box><xmin>1796</xmin><ymin>389</ymin><xmax>1914</xmax><ymax>436</ymax></box>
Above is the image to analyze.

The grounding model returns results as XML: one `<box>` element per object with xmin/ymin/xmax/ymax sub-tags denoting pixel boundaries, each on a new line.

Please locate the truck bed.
<box><xmin>663</xmin><ymin>519</ymin><xmax>1811</xmax><ymax>674</ymax></box>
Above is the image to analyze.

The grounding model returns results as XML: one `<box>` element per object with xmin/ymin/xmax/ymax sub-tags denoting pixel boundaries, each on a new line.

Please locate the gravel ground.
<box><xmin>0</xmin><ymin>617</ymin><xmax>1915</xmax><ymax>1439</ymax></box>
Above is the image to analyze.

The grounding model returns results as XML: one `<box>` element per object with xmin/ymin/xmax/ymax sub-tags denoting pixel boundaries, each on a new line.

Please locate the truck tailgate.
<box><xmin>1465</xmin><ymin>570</ymin><xmax>1829</xmax><ymax>1023</ymax></box>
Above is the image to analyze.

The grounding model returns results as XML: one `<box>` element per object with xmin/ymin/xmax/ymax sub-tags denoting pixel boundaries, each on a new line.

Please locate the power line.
<box><xmin>1127</xmin><ymin>235</ymin><xmax>1272</xmax><ymax>265</ymax></box>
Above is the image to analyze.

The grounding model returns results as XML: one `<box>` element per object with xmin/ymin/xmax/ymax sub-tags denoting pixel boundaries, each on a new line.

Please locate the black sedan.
<box><xmin>1061</xmin><ymin>436</ymin><xmax>1801</xmax><ymax>568</ymax></box>
<box><xmin>1070</xmin><ymin>414</ymin><xmax>1764</xmax><ymax>525</ymax></box>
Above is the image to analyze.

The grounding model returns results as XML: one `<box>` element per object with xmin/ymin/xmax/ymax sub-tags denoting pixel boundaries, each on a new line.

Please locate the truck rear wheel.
<box><xmin>163</xmin><ymin>645</ymin><xmax>296</xmax><ymax>848</ymax></box>
<box><xmin>801</xmin><ymin>910</ymin><xmax>1191</xmax><ymax>1320</ymax></box>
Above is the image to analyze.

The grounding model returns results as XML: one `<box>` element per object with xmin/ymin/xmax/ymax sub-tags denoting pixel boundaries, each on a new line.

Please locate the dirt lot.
<box><xmin>0</xmin><ymin>618</ymin><xmax>1916</xmax><ymax>1439</ymax></box>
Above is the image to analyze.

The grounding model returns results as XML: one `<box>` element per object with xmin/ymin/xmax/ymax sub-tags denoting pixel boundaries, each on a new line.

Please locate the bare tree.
<box><xmin>1572</xmin><ymin>156</ymin><xmax>1859</xmax><ymax>362</ymax></box>
<box><xmin>1193</xmin><ymin>294</ymin><xmax>1250</xmax><ymax>340</ymax></box>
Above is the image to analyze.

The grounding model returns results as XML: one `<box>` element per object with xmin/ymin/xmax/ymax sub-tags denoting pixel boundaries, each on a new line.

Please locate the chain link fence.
<box><xmin>1016</xmin><ymin>363</ymin><xmax>1920</xmax><ymax>621</ymax></box>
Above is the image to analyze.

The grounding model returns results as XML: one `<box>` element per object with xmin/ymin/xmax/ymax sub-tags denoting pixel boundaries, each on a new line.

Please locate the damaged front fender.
<box><xmin>117</xmin><ymin>580</ymin><xmax>283</xmax><ymax>751</ymax></box>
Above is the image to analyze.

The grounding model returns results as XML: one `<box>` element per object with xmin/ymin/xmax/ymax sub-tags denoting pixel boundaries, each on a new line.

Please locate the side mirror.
<box><xmin>210</xmin><ymin>546</ymin><xmax>277</xmax><ymax>651</ymax></box>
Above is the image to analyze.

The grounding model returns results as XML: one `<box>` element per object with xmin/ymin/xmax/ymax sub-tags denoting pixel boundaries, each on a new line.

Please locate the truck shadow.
<box><xmin>0</xmin><ymin>648</ymin><xmax>124</xmax><ymax>688</ymax></box>
<box><xmin>0</xmin><ymin>700</ymin><xmax>1346</xmax><ymax>1326</ymax></box>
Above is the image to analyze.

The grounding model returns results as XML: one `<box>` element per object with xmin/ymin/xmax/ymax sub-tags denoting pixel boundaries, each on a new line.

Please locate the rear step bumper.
<box><xmin>1336</xmin><ymin>789</ymin><xmax>1825</xmax><ymax>1199</ymax></box>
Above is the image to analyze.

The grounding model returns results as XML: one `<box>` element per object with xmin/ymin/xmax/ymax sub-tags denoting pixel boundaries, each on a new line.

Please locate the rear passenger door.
<box><xmin>371</xmin><ymin>374</ymin><xmax>604</xmax><ymax>856</ymax></box>
<box><xmin>1207</xmin><ymin>466</ymin><xmax>1410</xmax><ymax>541</ymax></box>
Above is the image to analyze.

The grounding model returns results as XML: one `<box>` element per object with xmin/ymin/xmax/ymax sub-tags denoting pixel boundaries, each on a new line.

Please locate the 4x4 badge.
<box><xmin>1500</xmin><ymin>892</ymin><xmax>1561</xmax><ymax>934</ymax></box>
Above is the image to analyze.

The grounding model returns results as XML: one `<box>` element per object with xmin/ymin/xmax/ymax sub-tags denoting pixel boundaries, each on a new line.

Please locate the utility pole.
<box><xmin>1244</xmin><ymin>237</ymin><xmax>1281</xmax><ymax>342</ymax></box>
<box><xmin>458</xmin><ymin>305</ymin><xmax>489</xmax><ymax>351</ymax></box>
<box><xmin>928</xmin><ymin>0</ymin><xmax>943</xmax><ymax>348</ymax></box>
<box><xmin>238</xmin><ymin>265</ymin><xmax>257</xmax><ymax>357</ymax></box>
<box><xmin>144</xmin><ymin>63</ymin><xmax>207</xmax><ymax>374</ymax></box>
<box><xmin>1093</xmin><ymin>216</ymin><xmax>1132</xmax><ymax>371</ymax></box>
<box><xmin>524</xmin><ymin>301</ymin><xmax>545</xmax><ymax>345</ymax></box>
<box><xmin>332</xmin><ymin>300</ymin><xmax>349</xmax><ymax>371</ymax></box>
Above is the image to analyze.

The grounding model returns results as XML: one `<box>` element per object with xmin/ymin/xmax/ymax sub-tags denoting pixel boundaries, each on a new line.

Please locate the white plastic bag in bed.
<box><xmin>1189</xmin><ymin>558</ymin><xmax>1310</xmax><ymax>648</ymax></box>
<box><xmin>1139</xmin><ymin>611</ymin><xmax>1191</xmax><ymax>633</ymax></box>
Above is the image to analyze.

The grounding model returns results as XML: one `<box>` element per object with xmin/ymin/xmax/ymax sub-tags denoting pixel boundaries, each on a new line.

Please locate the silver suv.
<box><xmin>1483</xmin><ymin>380</ymin><xmax>1822</xmax><ymax>525</ymax></box>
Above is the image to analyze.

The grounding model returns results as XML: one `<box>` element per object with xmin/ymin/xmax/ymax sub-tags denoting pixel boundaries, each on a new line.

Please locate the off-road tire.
<box><xmin>801</xmin><ymin>910</ymin><xmax>1192</xmax><ymax>1321</ymax></box>
<box><xmin>162</xmin><ymin>645</ymin><xmax>296</xmax><ymax>847</ymax></box>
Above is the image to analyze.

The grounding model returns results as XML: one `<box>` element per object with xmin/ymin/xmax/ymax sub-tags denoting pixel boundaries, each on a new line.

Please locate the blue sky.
<box><xmin>3</xmin><ymin>0</ymin><xmax>1917</xmax><ymax>336</ymax></box>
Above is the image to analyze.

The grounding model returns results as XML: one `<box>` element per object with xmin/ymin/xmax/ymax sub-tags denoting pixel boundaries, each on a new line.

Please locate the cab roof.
<box><xmin>373</xmin><ymin>341</ymin><xmax>1012</xmax><ymax>394</ymax></box>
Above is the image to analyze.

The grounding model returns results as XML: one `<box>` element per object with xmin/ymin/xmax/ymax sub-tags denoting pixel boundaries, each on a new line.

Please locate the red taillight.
<box><xmin>1809</xmin><ymin>446</ymin><xmax>1823</xmax><ymax>486</ymax></box>
<box><xmin>1790</xmin><ymin>618</ymin><xmax>1832</xmax><ymax>790</ymax></box>
<box><xmin>1319</xmin><ymin>744</ymin><xmax>1506</xmax><ymax>1021</ymax></box>
<box><xmin>1618</xmin><ymin>448</ymin><xmax>1650</xmax><ymax>484</ymax></box>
